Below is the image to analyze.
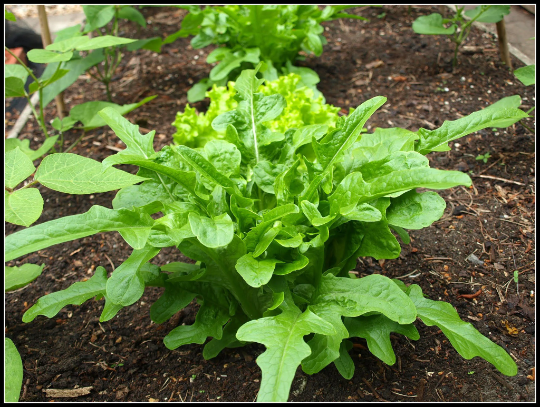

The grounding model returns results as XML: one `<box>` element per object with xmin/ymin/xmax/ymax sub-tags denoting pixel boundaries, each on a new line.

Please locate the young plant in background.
<box><xmin>32</xmin><ymin>5</ymin><xmax>164</xmax><ymax>109</ymax></box>
<box><xmin>5</xmin><ymin>67</ymin><xmax>527</xmax><ymax>402</ymax></box>
<box><xmin>412</xmin><ymin>5</ymin><xmax>510</xmax><ymax>67</ymax></box>
<box><xmin>475</xmin><ymin>151</ymin><xmax>491</xmax><ymax>163</ymax></box>
<box><xmin>167</xmin><ymin>5</ymin><xmax>368</xmax><ymax>102</ymax></box>
<box><xmin>172</xmin><ymin>73</ymin><xmax>340</xmax><ymax>147</ymax></box>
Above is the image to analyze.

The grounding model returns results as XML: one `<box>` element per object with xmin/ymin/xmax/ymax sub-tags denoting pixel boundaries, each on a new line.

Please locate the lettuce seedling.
<box><xmin>5</xmin><ymin>67</ymin><xmax>527</xmax><ymax>402</ymax></box>
<box><xmin>172</xmin><ymin>73</ymin><xmax>340</xmax><ymax>147</ymax></box>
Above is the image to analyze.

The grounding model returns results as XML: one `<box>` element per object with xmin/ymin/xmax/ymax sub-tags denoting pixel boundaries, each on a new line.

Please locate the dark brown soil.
<box><xmin>5</xmin><ymin>5</ymin><xmax>535</xmax><ymax>402</ymax></box>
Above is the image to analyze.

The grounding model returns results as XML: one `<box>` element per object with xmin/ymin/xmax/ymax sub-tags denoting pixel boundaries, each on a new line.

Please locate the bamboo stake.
<box><xmin>496</xmin><ymin>18</ymin><xmax>513</xmax><ymax>70</ymax></box>
<box><xmin>36</xmin><ymin>5</ymin><xmax>67</xmax><ymax>119</ymax></box>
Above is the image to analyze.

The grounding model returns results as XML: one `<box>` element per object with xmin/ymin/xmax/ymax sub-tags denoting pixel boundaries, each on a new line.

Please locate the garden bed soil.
<box><xmin>5</xmin><ymin>5</ymin><xmax>535</xmax><ymax>402</ymax></box>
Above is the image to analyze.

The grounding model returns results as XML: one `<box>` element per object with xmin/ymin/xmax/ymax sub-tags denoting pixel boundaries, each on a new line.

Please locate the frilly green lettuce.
<box><xmin>172</xmin><ymin>73</ymin><xmax>340</xmax><ymax>147</ymax></box>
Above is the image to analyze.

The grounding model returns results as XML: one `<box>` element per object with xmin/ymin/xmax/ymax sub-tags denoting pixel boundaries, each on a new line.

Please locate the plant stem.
<box><xmin>16</xmin><ymin>179</ymin><xmax>40</xmax><ymax>191</ymax></box>
<box><xmin>4</xmin><ymin>47</ymin><xmax>39</xmax><ymax>83</ymax></box>
<box><xmin>520</xmin><ymin>122</ymin><xmax>535</xmax><ymax>134</ymax></box>
<box><xmin>64</xmin><ymin>130</ymin><xmax>86</xmax><ymax>154</ymax></box>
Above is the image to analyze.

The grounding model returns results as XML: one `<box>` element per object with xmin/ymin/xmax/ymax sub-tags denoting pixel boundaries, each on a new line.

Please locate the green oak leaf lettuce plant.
<box><xmin>5</xmin><ymin>67</ymin><xmax>527</xmax><ymax>402</ymax></box>
<box><xmin>168</xmin><ymin>5</ymin><xmax>368</xmax><ymax>102</ymax></box>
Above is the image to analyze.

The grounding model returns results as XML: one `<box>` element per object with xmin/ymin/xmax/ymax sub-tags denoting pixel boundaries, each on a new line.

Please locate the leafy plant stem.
<box><xmin>4</xmin><ymin>47</ymin><xmax>39</xmax><ymax>83</ymax></box>
<box><xmin>24</xmin><ymin>91</ymin><xmax>51</xmax><ymax>143</ymax></box>
<box><xmin>452</xmin><ymin>5</ymin><xmax>490</xmax><ymax>67</ymax></box>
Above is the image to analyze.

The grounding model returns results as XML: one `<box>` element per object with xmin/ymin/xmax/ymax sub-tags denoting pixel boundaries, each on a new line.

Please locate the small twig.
<box><xmin>488</xmin><ymin>370</ymin><xmax>514</xmax><ymax>391</ymax></box>
<box><xmin>394</xmin><ymin>269</ymin><xmax>420</xmax><ymax>279</ymax></box>
<box><xmin>104</xmin><ymin>253</ymin><xmax>116</xmax><ymax>271</ymax></box>
<box><xmin>391</xmin><ymin>391</ymin><xmax>417</xmax><ymax>398</ymax></box>
<box><xmin>498</xmin><ymin>218</ymin><xmax>532</xmax><ymax>227</ymax></box>
<box><xmin>457</xmin><ymin>288</ymin><xmax>482</xmax><ymax>299</ymax></box>
<box><xmin>472</xmin><ymin>174</ymin><xmax>525</xmax><ymax>186</ymax></box>
<box><xmin>361</xmin><ymin>378</ymin><xmax>386</xmax><ymax>401</ymax></box>
<box><xmin>477</xmin><ymin>157</ymin><xmax>503</xmax><ymax>175</ymax></box>
<box><xmin>424</xmin><ymin>257</ymin><xmax>454</xmax><ymax>261</ymax></box>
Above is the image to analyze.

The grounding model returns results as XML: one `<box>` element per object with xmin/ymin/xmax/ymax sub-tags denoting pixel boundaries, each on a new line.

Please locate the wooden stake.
<box><xmin>36</xmin><ymin>5</ymin><xmax>67</xmax><ymax>119</ymax></box>
<box><xmin>496</xmin><ymin>18</ymin><xmax>513</xmax><ymax>70</ymax></box>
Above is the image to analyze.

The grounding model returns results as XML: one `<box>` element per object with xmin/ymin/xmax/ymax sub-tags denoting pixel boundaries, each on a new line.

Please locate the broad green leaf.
<box><xmin>412</xmin><ymin>13</ymin><xmax>456</xmax><ymax>35</ymax></box>
<box><xmin>5</xmin><ymin>77</ymin><xmax>26</xmax><ymax>98</ymax></box>
<box><xmin>464</xmin><ymin>5</ymin><xmax>510</xmax><ymax>23</ymax></box>
<box><xmin>301</xmin><ymin>200</ymin><xmax>336</xmax><ymax>227</ymax></box>
<box><xmin>356</xmin><ymin>199</ymin><xmax>401</xmax><ymax>260</ymax></box>
<box><xmin>210</xmin><ymin>48</ymin><xmax>260</xmax><ymax>81</ymax></box>
<box><xmin>390</xmin><ymin>224</ymin><xmax>411</xmax><ymax>245</ymax></box>
<box><xmin>34</xmin><ymin>153</ymin><xmax>147</xmax><ymax>194</ymax></box>
<box><xmin>99</xmin><ymin>294</ymin><xmax>124</xmax><ymax>322</ymax></box>
<box><xmin>344</xmin><ymin>314</ymin><xmax>419</xmax><ymax>365</ymax></box>
<box><xmin>275</xmin><ymin>234</ymin><xmax>303</xmax><ymax>248</ymax></box>
<box><xmin>408</xmin><ymin>284</ymin><xmax>517</xmax><ymax>376</ymax></box>
<box><xmin>27</xmin><ymin>49</ymin><xmax>73</xmax><ymax>63</ymax></box>
<box><xmin>386</xmin><ymin>190</ymin><xmax>446</xmax><ymax>229</ymax></box>
<box><xmin>304</xmin><ymin>33</ymin><xmax>323</xmax><ymax>56</ymax></box>
<box><xmin>415</xmin><ymin>100</ymin><xmax>528</xmax><ymax>155</ymax></box>
<box><xmin>5</xmin><ymin>263</ymin><xmax>45</xmax><ymax>291</ymax></box>
<box><xmin>514</xmin><ymin>65</ymin><xmax>535</xmax><ymax>86</ymax></box>
<box><xmin>5</xmin><ymin>64</ymin><xmax>29</xmax><ymax>83</ymax></box>
<box><xmin>203</xmin><ymin>314</ymin><xmax>249</xmax><ymax>359</ymax></box>
<box><xmin>213</xmin><ymin>67</ymin><xmax>286</xmax><ymax>164</ymax></box>
<box><xmin>75</xmin><ymin>35</ymin><xmax>136</xmax><ymax>51</ymax></box>
<box><xmin>46</xmin><ymin>35</ymin><xmax>90</xmax><ymax>52</ymax></box>
<box><xmin>164</xmin><ymin>302</ymin><xmax>230</xmax><ymax>349</ymax></box>
<box><xmin>5</xmin><ymin>205</ymin><xmax>155</xmax><ymax>261</ymax></box>
<box><xmin>126</xmin><ymin>37</ymin><xmax>163</xmax><ymax>53</ymax></box>
<box><xmin>311</xmin><ymin>96</ymin><xmax>386</xmax><ymax>186</ymax></box>
<box><xmin>235</xmin><ymin>253</ymin><xmax>282</xmax><ymax>287</ymax></box>
<box><xmin>22</xmin><ymin>267</ymin><xmax>108</xmax><ymax>322</ymax></box>
<box><xmin>99</xmin><ymin>107</ymin><xmax>156</xmax><ymax>164</ymax></box>
<box><xmin>5</xmin><ymin>188</ymin><xmax>44</xmax><ymax>227</ymax></box>
<box><xmin>41</xmin><ymin>50</ymin><xmax>105</xmax><ymax>108</ymax></box>
<box><xmin>187</xmin><ymin>78</ymin><xmax>213</xmax><ymax>103</ymax></box>
<box><xmin>333</xmin><ymin>340</ymin><xmax>354</xmax><ymax>380</ymax></box>
<box><xmin>302</xmin><ymin>273</ymin><xmax>416</xmax><ymax>375</ymax></box>
<box><xmin>175</xmin><ymin>145</ymin><xmax>238</xmax><ymax>192</ymax></box>
<box><xmin>118</xmin><ymin>5</ymin><xmax>147</xmax><ymax>27</ymax></box>
<box><xmin>253</xmin><ymin>225</ymin><xmax>282</xmax><ymax>257</ymax></box>
<box><xmin>292</xmin><ymin>124</ymin><xmax>328</xmax><ymax>150</ymax></box>
<box><xmin>52</xmin><ymin>117</ymin><xmax>77</xmax><ymax>132</ymax></box>
<box><xmin>204</xmin><ymin>140</ymin><xmax>242</xmax><ymax>177</ymax></box>
<box><xmin>53</xmin><ymin>23</ymin><xmax>83</xmax><ymax>42</ymax></box>
<box><xmin>189</xmin><ymin>212</ymin><xmax>235</xmax><ymax>248</ymax></box>
<box><xmin>5</xmin><ymin>338</ymin><xmax>23</xmax><ymax>402</ymax></box>
<box><xmin>150</xmin><ymin>282</ymin><xmax>196</xmax><ymax>324</ymax></box>
<box><xmin>274</xmin><ymin>253</ymin><xmax>309</xmax><ymax>275</ymax></box>
<box><xmin>236</xmin><ymin>296</ymin><xmax>335</xmax><ymax>401</ymax></box>
<box><xmin>106</xmin><ymin>247</ymin><xmax>160</xmax><ymax>306</ymax></box>
<box><xmin>83</xmin><ymin>5</ymin><xmax>115</xmax><ymax>30</ymax></box>
<box><xmin>69</xmin><ymin>96</ymin><xmax>157</xmax><ymax>130</ymax></box>
<box><xmin>5</xmin><ymin>147</ymin><xmax>35</xmax><ymax>189</ymax></box>
<box><xmin>253</xmin><ymin>161</ymin><xmax>285</xmax><ymax>193</ymax></box>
